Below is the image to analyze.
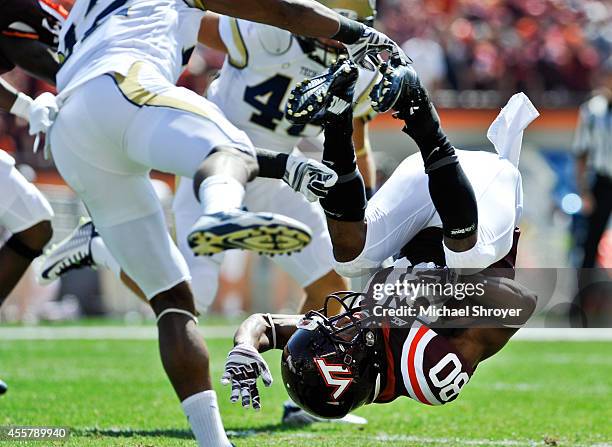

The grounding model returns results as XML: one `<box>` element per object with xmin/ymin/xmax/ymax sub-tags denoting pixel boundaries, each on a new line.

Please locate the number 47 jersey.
<box><xmin>207</xmin><ymin>16</ymin><xmax>380</xmax><ymax>153</ymax></box>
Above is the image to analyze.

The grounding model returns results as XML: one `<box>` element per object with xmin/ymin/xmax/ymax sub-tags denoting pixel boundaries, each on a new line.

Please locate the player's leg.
<box><xmin>49</xmin><ymin>75</ymin><xmax>231</xmax><ymax>446</ymax></box>
<box><xmin>37</xmin><ymin>217</ymin><xmax>148</xmax><ymax>300</ymax></box>
<box><xmin>173</xmin><ymin>177</ymin><xmax>224</xmax><ymax>313</ymax></box>
<box><xmin>115</xmin><ymin>62</ymin><xmax>310</xmax><ymax>256</ymax></box>
<box><xmin>289</xmin><ymin>60</ymin><xmax>440</xmax><ymax>276</ymax></box>
<box><xmin>372</xmin><ymin>62</ymin><xmax>479</xmax><ymax>254</ymax></box>
<box><xmin>0</xmin><ymin>154</ymin><xmax>53</xmax><ymax>305</ymax></box>
<box><xmin>242</xmin><ymin>177</ymin><xmax>348</xmax><ymax>313</ymax></box>
<box><xmin>444</xmin><ymin>152</ymin><xmax>523</xmax><ymax>271</ymax></box>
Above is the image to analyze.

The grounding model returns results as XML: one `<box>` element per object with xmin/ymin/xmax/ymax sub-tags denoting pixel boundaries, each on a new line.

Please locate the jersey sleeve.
<box><xmin>218</xmin><ymin>15</ymin><xmax>292</xmax><ymax>69</ymax></box>
<box><xmin>352</xmin><ymin>68</ymin><xmax>380</xmax><ymax>121</ymax></box>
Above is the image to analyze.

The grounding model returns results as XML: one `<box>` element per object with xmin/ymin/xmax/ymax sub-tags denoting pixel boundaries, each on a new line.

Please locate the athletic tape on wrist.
<box><xmin>9</xmin><ymin>93</ymin><xmax>33</xmax><ymax>120</ymax></box>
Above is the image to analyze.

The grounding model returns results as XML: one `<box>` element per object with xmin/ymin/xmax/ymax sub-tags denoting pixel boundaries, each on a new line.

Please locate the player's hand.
<box><xmin>221</xmin><ymin>343</ymin><xmax>273</xmax><ymax>411</ymax></box>
<box><xmin>28</xmin><ymin>92</ymin><xmax>58</xmax><ymax>136</ymax></box>
<box><xmin>283</xmin><ymin>154</ymin><xmax>338</xmax><ymax>202</ymax></box>
<box><xmin>345</xmin><ymin>26</ymin><xmax>410</xmax><ymax>71</ymax></box>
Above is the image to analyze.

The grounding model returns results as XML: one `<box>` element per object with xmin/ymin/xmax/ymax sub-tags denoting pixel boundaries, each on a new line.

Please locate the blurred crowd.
<box><xmin>382</xmin><ymin>0</ymin><xmax>612</xmax><ymax>96</ymax></box>
<box><xmin>2</xmin><ymin>0</ymin><xmax>612</xmax><ymax>160</ymax></box>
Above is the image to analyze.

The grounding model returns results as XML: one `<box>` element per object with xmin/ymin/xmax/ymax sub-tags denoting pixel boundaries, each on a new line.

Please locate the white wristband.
<box><xmin>10</xmin><ymin>92</ymin><xmax>34</xmax><ymax>120</ymax></box>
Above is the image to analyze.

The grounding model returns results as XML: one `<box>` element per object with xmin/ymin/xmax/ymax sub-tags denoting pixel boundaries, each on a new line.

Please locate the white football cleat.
<box><xmin>281</xmin><ymin>401</ymin><xmax>367</xmax><ymax>426</ymax></box>
<box><xmin>37</xmin><ymin>217</ymin><xmax>98</xmax><ymax>285</ymax></box>
<box><xmin>188</xmin><ymin>209</ymin><xmax>312</xmax><ymax>257</ymax></box>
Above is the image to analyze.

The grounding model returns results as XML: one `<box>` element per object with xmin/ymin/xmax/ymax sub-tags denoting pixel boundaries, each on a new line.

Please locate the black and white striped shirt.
<box><xmin>573</xmin><ymin>95</ymin><xmax>612</xmax><ymax>179</ymax></box>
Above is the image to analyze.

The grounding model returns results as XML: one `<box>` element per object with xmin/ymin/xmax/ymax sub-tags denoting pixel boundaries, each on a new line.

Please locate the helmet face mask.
<box><xmin>281</xmin><ymin>292</ymin><xmax>383</xmax><ymax>419</ymax></box>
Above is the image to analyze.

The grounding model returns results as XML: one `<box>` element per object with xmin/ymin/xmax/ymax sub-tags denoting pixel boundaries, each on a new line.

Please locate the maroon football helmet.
<box><xmin>281</xmin><ymin>292</ymin><xmax>383</xmax><ymax>419</ymax></box>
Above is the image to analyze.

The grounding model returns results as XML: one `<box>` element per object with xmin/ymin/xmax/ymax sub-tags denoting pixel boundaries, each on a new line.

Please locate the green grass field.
<box><xmin>0</xmin><ymin>336</ymin><xmax>610</xmax><ymax>446</ymax></box>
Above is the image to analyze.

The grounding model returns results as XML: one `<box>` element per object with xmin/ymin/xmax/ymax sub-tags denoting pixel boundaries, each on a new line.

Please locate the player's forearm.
<box><xmin>203</xmin><ymin>0</ymin><xmax>361</xmax><ymax>42</ymax></box>
<box><xmin>233</xmin><ymin>313</ymin><xmax>301</xmax><ymax>352</ymax></box>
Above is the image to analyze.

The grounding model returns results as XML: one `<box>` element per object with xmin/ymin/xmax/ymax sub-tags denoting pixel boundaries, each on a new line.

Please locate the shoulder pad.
<box><xmin>256</xmin><ymin>23</ymin><xmax>292</xmax><ymax>55</ymax></box>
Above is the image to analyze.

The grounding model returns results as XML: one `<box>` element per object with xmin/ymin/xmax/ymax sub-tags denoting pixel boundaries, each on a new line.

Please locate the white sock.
<box><xmin>90</xmin><ymin>236</ymin><xmax>121</xmax><ymax>278</ymax></box>
<box><xmin>198</xmin><ymin>175</ymin><xmax>245</xmax><ymax>215</ymax></box>
<box><xmin>182</xmin><ymin>390</ymin><xmax>231</xmax><ymax>447</ymax></box>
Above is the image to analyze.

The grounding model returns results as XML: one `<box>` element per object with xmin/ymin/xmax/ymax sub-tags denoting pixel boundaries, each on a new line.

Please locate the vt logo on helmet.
<box><xmin>314</xmin><ymin>357</ymin><xmax>354</xmax><ymax>400</ymax></box>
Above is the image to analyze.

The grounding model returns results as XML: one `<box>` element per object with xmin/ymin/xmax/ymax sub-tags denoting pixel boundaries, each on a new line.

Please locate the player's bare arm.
<box><xmin>221</xmin><ymin>313</ymin><xmax>299</xmax><ymax>410</ymax></box>
<box><xmin>200</xmin><ymin>0</ymin><xmax>347</xmax><ymax>40</ymax></box>
<box><xmin>198</xmin><ymin>13</ymin><xmax>228</xmax><ymax>53</ymax></box>
<box><xmin>233</xmin><ymin>313</ymin><xmax>301</xmax><ymax>352</ymax></box>
<box><xmin>196</xmin><ymin>0</ymin><xmax>407</xmax><ymax>70</ymax></box>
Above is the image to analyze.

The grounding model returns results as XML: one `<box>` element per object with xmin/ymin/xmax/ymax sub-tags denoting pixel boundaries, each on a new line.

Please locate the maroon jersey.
<box><xmin>0</xmin><ymin>0</ymin><xmax>67</xmax><ymax>72</ymax></box>
<box><xmin>375</xmin><ymin>321</ymin><xmax>474</xmax><ymax>406</ymax></box>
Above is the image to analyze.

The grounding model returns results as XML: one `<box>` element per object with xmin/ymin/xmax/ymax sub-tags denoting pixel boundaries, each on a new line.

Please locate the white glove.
<box><xmin>221</xmin><ymin>343</ymin><xmax>273</xmax><ymax>411</ymax></box>
<box><xmin>28</xmin><ymin>92</ymin><xmax>59</xmax><ymax>136</ymax></box>
<box><xmin>283</xmin><ymin>154</ymin><xmax>338</xmax><ymax>202</ymax></box>
<box><xmin>345</xmin><ymin>26</ymin><xmax>410</xmax><ymax>70</ymax></box>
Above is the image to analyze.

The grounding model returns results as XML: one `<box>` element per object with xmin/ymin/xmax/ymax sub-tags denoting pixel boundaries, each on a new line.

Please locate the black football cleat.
<box><xmin>370</xmin><ymin>58</ymin><xmax>429</xmax><ymax>118</ymax></box>
<box><xmin>285</xmin><ymin>56</ymin><xmax>359</xmax><ymax>124</ymax></box>
<box><xmin>0</xmin><ymin>378</ymin><xmax>7</xmax><ymax>395</ymax></box>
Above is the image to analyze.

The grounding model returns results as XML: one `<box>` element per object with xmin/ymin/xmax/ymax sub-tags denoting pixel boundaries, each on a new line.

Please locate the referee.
<box><xmin>573</xmin><ymin>58</ymin><xmax>612</xmax><ymax>270</ymax></box>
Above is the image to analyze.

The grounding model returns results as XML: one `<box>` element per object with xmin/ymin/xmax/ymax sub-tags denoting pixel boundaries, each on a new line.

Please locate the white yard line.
<box><xmin>513</xmin><ymin>328</ymin><xmax>612</xmax><ymax>341</ymax></box>
<box><xmin>247</xmin><ymin>432</ymin><xmax>612</xmax><ymax>447</ymax></box>
<box><xmin>0</xmin><ymin>326</ymin><xmax>611</xmax><ymax>341</ymax></box>
<box><xmin>0</xmin><ymin>325</ymin><xmax>235</xmax><ymax>340</ymax></box>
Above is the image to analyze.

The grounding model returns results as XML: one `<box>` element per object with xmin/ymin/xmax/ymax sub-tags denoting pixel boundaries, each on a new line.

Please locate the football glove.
<box><xmin>28</xmin><ymin>92</ymin><xmax>58</xmax><ymax>136</ymax></box>
<box><xmin>283</xmin><ymin>154</ymin><xmax>338</xmax><ymax>202</ymax></box>
<box><xmin>345</xmin><ymin>26</ymin><xmax>410</xmax><ymax>71</ymax></box>
<box><xmin>221</xmin><ymin>343</ymin><xmax>273</xmax><ymax>411</ymax></box>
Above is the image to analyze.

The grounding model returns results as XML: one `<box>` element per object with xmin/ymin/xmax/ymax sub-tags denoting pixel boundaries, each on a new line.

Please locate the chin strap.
<box><xmin>156</xmin><ymin>308</ymin><xmax>199</xmax><ymax>324</ymax></box>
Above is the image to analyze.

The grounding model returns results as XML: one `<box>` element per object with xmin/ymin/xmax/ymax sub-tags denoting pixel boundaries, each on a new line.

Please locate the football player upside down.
<box><xmin>220</xmin><ymin>58</ymin><xmax>540</xmax><ymax>417</ymax></box>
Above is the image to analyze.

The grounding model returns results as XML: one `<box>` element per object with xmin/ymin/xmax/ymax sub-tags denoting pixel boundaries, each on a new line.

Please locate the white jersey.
<box><xmin>207</xmin><ymin>16</ymin><xmax>380</xmax><ymax>152</ymax></box>
<box><xmin>56</xmin><ymin>0</ymin><xmax>204</xmax><ymax>96</ymax></box>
